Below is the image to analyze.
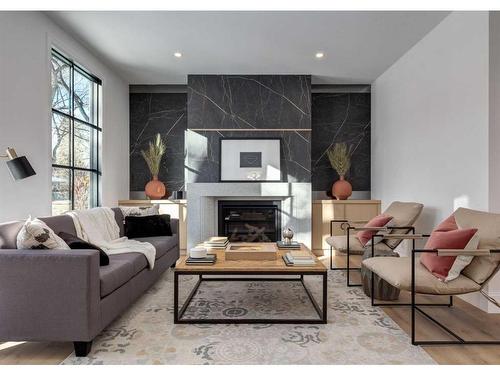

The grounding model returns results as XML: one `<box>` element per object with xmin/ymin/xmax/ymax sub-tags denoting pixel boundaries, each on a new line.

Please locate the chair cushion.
<box><xmin>134</xmin><ymin>235</ymin><xmax>178</xmax><ymax>259</ymax></box>
<box><xmin>383</xmin><ymin>201</ymin><xmax>424</xmax><ymax>248</ymax></box>
<box><xmin>455</xmin><ymin>208</ymin><xmax>500</xmax><ymax>284</ymax></box>
<box><xmin>362</xmin><ymin>257</ymin><xmax>481</xmax><ymax>295</ymax></box>
<box><xmin>327</xmin><ymin>235</ymin><xmax>393</xmax><ymax>255</ymax></box>
<box><xmin>100</xmin><ymin>253</ymin><xmax>148</xmax><ymax>297</ymax></box>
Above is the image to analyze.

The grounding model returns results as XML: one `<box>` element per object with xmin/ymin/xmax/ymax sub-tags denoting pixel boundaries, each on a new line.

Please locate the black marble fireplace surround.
<box><xmin>186</xmin><ymin>75</ymin><xmax>312</xmax><ymax>184</ymax></box>
<box><xmin>129</xmin><ymin>79</ymin><xmax>371</xmax><ymax>195</ymax></box>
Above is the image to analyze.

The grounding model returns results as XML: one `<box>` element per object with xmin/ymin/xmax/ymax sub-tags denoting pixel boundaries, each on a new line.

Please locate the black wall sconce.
<box><xmin>2</xmin><ymin>148</ymin><xmax>36</xmax><ymax>181</ymax></box>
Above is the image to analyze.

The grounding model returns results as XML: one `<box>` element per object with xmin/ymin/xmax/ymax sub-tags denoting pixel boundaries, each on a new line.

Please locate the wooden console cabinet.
<box><xmin>312</xmin><ymin>200</ymin><xmax>381</xmax><ymax>254</ymax></box>
<box><xmin>118</xmin><ymin>199</ymin><xmax>187</xmax><ymax>252</ymax></box>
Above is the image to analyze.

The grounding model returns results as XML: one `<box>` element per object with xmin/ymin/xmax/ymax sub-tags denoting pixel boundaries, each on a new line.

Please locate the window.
<box><xmin>50</xmin><ymin>49</ymin><xmax>102</xmax><ymax>215</ymax></box>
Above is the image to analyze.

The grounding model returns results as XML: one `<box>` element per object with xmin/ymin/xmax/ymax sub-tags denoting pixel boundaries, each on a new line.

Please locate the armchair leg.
<box><xmin>74</xmin><ymin>341</ymin><xmax>93</xmax><ymax>357</ymax></box>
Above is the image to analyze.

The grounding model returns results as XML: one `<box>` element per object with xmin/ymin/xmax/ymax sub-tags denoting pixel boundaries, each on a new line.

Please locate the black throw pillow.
<box><xmin>124</xmin><ymin>214</ymin><xmax>172</xmax><ymax>238</ymax></box>
<box><xmin>58</xmin><ymin>232</ymin><xmax>110</xmax><ymax>266</ymax></box>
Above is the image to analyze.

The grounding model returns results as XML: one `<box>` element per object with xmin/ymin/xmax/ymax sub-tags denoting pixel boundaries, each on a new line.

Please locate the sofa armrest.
<box><xmin>170</xmin><ymin>218</ymin><xmax>179</xmax><ymax>235</ymax></box>
<box><xmin>0</xmin><ymin>249</ymin><xmax>101</xmax><ymax>342</ymax></box>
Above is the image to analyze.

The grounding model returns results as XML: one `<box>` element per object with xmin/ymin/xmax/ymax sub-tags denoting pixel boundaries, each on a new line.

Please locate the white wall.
<box><xmin>487</xmin><ymin>12</ymin><xmax>500</xmax><ymax>311</ymax></box>
<box><xmin>0</xmin><ymin>12</ymin><xmax>129</xmax><ymax>222</ymax></box>
<box><xmin>372</xmin><ymin>11</ymin><xmax>500</xmax><ymax>312</ymax></box>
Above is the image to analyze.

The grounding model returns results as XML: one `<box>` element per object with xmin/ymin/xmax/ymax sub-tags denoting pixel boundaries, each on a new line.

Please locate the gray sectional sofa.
<box><xmin>0</xmin><ymin>208</ymin><xmax>179</xmax><ymax>357</ymax></box>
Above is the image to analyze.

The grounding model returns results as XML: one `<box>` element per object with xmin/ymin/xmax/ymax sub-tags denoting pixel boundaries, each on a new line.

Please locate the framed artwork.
<box><xmin>219</xmin><ymin>138</ymin><xmax>281</xmax><ymax>182</ymax></box>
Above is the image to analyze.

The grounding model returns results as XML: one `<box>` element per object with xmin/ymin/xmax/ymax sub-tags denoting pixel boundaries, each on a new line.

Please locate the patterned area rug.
<box><xmin>62</xmin><ymin>269</ymin><xmax>435</xmax><ymax>365</ymax></box>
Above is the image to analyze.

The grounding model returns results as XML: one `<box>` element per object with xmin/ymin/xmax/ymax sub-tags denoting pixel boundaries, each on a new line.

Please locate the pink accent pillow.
<box><xmin>356</xmin><ymin>214</ymin><xmax>393</xmax><ymax>246</ymax></box>
<box><xmin>420</xmin><ymin>228</ymin><xmax>478</xmax><ymax>280</ymax></box>
<box><xmin>434</xmin><ymin>214</ymin><xmax>457</xmax><ymax>232</ymax></box>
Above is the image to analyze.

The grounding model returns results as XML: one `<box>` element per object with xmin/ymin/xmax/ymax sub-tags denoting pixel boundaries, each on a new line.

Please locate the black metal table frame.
<box><xmin>174</xmin><ymin>270</ymin><xmax>328</xmax><ymax>324</ymax></box>
<box><xmin>329</xmin><ymin>219</ymin><xmax>415</xmax><ymax>287</ymax></box>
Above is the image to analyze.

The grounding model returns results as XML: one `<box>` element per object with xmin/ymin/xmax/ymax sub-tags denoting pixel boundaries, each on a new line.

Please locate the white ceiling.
<box><xmin>47</xmin><ymin>11</ymin><xmax>449</xmax><ymax>85</ymax></box>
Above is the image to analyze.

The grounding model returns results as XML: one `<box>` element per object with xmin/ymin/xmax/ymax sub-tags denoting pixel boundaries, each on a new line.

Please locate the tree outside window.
<box><xmin>51</xmin><ymin>49</ymin><xmax>101</xmax><ymax>215</ymax></box>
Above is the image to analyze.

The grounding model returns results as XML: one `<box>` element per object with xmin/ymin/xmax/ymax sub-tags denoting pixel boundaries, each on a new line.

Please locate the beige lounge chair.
<box><xmin>326</xmin><ymin>201</ymin><xmax>423</xmax><ymax>286</ymax></box>
<box><xmin>362</xmin><ymin>207</ymin><xmax>500</xmax><ymax>345</ymax></box>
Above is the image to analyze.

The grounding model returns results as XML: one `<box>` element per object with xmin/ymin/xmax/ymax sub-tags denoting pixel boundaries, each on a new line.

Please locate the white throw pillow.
<box><xmin>444</xmin><ymin>232</ymin><xmax>480</xmax><ymax>282</ymax></box>
<box><xmin>119</xmin><ymin>204</ymin><xmax>160</xmax><ymax>217</ymax></box>
<box><xmin>16</xmin><ymin>217</ymin><xmax>70</xmax><ymax>250</ymax></box>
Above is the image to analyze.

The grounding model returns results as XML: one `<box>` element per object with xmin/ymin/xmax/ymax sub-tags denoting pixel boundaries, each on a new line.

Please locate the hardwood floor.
<box><xmin>1</xmin><ymin>253</ymin><xmax>499</xmax><ymax>365</ymax></box>
<box><xmin>328</xmin><ymin>253</ymin><xmax>500</xmax><ymax>365</ymax></box>
<box><xmin>0</xmin><ymin>341</ymin><xmax>71</xmax><ymax>365</ymax></box>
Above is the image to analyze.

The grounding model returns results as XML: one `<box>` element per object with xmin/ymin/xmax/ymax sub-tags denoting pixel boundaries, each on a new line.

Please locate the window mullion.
<box><xmin>70</xmin><ymin>59</ymin><xmax>75</xmax><ymax>211</ymax></box>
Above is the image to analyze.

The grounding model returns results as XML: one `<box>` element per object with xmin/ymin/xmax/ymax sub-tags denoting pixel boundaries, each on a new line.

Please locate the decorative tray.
<box><xmin>225</xmin><ymin>243</ymin><xmax>278</xmax><ymax>261</ymax></box>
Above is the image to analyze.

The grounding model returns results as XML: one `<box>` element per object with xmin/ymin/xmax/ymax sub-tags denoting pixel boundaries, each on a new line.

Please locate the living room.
<box><xmin>1</xmin><ymin>0</ymin><xmax>500</xmax><ymax>369</ymax></box>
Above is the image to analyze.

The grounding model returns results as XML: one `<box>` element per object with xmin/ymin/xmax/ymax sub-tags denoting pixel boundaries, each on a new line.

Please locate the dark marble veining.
<box><xmin>188</xmin><ymin>75</ymin><xmax>311</xmax><ymax>130</ymax></box>
<box><xmin>311</xmin><ymin>93</ymin><xmax>371</xmax><ymax>192</ymax></box>
<box><xmin>186</xmin><ymin>75</ymin><xmax>312</xmax><ymax>183</ymax></box>
<box><xmin>129</xmin><ymin>93</ymin><xmax>187</xmax><ymax>192</ymax></box>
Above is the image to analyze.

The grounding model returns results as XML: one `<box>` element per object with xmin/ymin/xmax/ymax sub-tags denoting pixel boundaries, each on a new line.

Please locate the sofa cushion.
<box><xmin>134</xmin><ymin>235</ymin><xmax>178</xmax><ymax>259</ymax></box>
<box><xmin>362</xmin><ymin>256</ymin><xmax>481</xmax><ymax>295</ymax></box>
<box><xmin>326</xmin><ymin>235</ymin><xmax>393</xmax><ymax>255</ymax></box>
<box><xmin>100</xmin><ymin>253</ymin><xmax>148</xmax><ymax>297</ymax></box>
<box><xmin>111</xmin><ymin>207</ymin><xmax>125</xmax><ymax>237</ymax></box>
<box><xmin>0</xmin><ymin>221</ymin><xmax>24</xmax><ymax>249</ymax></box>
<box><xmin>455</xmin><ymin>207</ymin><xmax>500</xmax><ymax>284</ymax></box>
<box><xmin>40</xmin><ymin>215</ymin><xmax>77</xmax><ymax>237</ymax></box>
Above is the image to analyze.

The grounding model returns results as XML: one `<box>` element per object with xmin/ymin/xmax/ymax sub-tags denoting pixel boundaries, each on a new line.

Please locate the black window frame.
<box><xmin>51</xmin><ymin>48</ymin><xmax>102</xmax><ymax>212</ymax></box>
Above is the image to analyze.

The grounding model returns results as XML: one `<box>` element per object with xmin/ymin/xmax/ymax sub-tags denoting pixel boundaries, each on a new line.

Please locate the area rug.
<box><xmin>62</xmin><ymin>269</ymin><xmax>435</xmax><ymax>365</ymax></box>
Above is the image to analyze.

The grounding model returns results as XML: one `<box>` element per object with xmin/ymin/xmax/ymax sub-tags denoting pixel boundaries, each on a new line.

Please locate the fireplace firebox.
<box><xmin>217</xmin><ymin>200</ymin><xmax>281</xmax><ymax>242</ymax></box>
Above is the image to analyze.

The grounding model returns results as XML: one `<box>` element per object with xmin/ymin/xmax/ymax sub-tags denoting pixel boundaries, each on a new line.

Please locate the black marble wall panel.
<box><xmin>129</xmin><ymin>93</ymin><xmax>187</xmax><ymax>192</ymax></box>
<box><xmin>311</xmin><ymin>93</ymin><xmax>371</xmax><ymax>192</ymax></box>
<box><xmin>186</xmin><ymin>75</ymin><xmax>312</xmax><ymax>183</ymax></box>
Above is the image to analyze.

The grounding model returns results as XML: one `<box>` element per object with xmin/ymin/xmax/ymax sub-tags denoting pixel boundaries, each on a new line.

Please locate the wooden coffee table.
<box><xmin>174</xmin><ymin>243</ymin><xmax>327</xmax><ymax>324</ymax></box>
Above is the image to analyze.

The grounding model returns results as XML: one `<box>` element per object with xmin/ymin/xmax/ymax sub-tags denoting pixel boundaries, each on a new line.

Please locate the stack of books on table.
<box><xmin>276</xmin><ymin>241</ymin><xmax>301</xmax><ymax>250</ymax></box>
<box><xmin>186</xmin><ymin>254</ymin><xmax>217</xmax><ymax>265</ymax></box>
<box><xmin>283</xmin><ymin>251</ymin><xmax>316</xmax><ymax>266</ymax></box>
<box><xmin>203</xmin><ymin>236</ymin><xmax>229</xmax><ymax>249</ymax></box>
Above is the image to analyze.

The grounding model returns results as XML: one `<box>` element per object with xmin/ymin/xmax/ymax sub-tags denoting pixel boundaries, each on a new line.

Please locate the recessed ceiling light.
<box><xmin>315</xmin><ymin>52</ymin><xmax>325</xmax><ymax>59</ymax></box>
<box><xmin>174</xmin><ymin>52</ymin><xmax>182</xmax><ymax>58</ymax></box>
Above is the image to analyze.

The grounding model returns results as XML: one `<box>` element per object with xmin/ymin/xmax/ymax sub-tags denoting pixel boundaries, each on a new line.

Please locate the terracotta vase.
<box><xmin>332</xmin><ymin>175</ymin><xmax>352</xmax><ymax>200</ymax></box>
<box><xmin>145</xmin><ymin>175</ymin><xmax>167</xmax><ymax>199</ymax></box>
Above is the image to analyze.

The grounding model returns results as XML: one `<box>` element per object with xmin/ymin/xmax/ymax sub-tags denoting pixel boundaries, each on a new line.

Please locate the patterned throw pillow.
<box><xmin>16</xmin><ymin>217</ymin><xmax>70</xmax><ymax>250</ymax></box>
<box><xmin>119</xmin><ymin>204</ymin><xmax>160</xmax><ymax>217</ymax></box>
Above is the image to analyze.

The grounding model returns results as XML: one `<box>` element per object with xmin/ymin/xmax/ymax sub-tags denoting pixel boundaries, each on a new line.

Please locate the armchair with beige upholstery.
<box><xmin>326</xmin><ymin>201</ymin><xmax>424</xmax><ymax>286</ymax></box>
<box><xmin>362</xmin><ymin>208</ymin><xmax>500</xmax><ymax>345</ymax></box>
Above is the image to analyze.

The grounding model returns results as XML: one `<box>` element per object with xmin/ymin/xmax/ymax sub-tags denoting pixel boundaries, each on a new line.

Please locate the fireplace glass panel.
<box><xmin>218</xmin><ymin>200</ymin><xmax>281</xmax><ymax>242</ymax></box>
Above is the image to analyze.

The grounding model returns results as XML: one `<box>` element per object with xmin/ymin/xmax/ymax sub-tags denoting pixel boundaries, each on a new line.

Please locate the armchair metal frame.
<box><xmin>329</xmin><ymin>219</ymin><xmax>415</xmax><ymax>287</ymax></box>
<box><xmin>369</xmin><ymin>233</ymin><xmax>500</xmax><ymax>346</ymax></box>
